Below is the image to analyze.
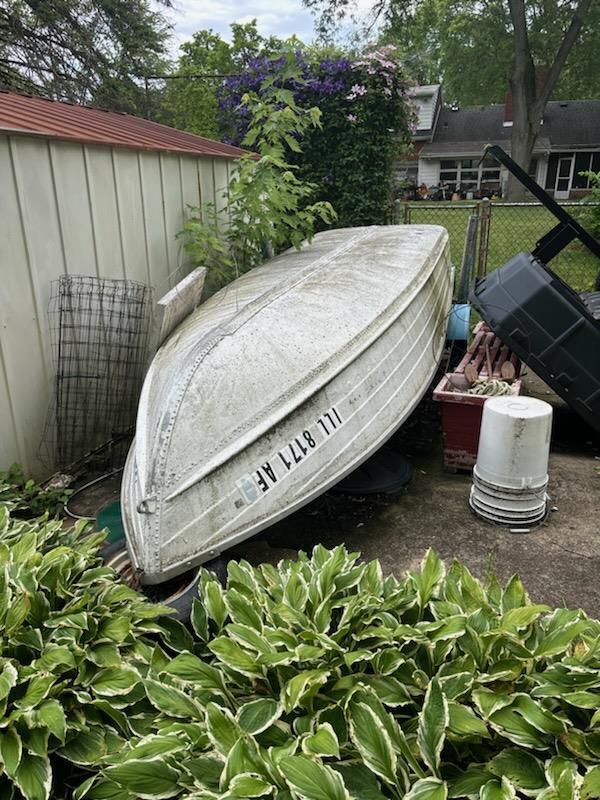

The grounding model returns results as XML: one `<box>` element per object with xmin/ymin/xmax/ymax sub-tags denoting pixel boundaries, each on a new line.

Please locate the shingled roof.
<box><xmin>421</xmin><ymin>99</ymin><xmax>600</xmax><ymax>157</ymax></box>
<box><xmin>0</xmin><ymin>90</ymin><xmax>248</xmax><ymax>159</ymax></box>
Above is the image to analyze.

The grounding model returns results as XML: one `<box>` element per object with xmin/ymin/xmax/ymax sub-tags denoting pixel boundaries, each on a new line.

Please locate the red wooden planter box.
<box><xmin>433</xmin><ymin>324</ymin><xmax>522</xmax><ymax>470</ymax></box>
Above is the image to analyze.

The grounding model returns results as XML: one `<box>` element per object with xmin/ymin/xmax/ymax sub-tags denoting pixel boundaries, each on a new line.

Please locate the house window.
<box><xmin>572</xmin><ymin>152</ymin><xmax>600</xmax><ymax>189</ymax></box>
<box><xmin>439</xmin><ymin>157</ymin><xmax>501</xmax><ymax>191</ymax></box>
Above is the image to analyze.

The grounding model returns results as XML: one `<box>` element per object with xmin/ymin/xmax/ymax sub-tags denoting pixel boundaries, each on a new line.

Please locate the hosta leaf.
<box><xmin>282</xmin><ymin>670</ymin><xmax>329</xmax><ymax>713</ymax></box>
<box><xmin>412</xmin><ymin>550</ymin><xmax>445</xmax><ymax>607</ymax></box>
<box><xmin>225</xmin><ymin>588</ymin><xmax>263</xmax><ymax>630</ymax></box>
<box><xmin>15</xmin><ymin>675</ymin><xmax>54</xmax><ymax>709</ymax></box>
<box><xmin>191</xmin><ymin>598</ymin><xmax>209</xmax><ymax>641</ymax></box>
<box><xmin>512</xmin><ymin>695</ymin><xmax>566</xmax><ymax>735</ymax></box>
<box><xmin>203</xmin><ymin>579</ymin><xmax>228</xmax><ymax>630</ymax></box>
<box><xmin>14</xmin><ymin>753</ymin><xmax>51</xmax><ymax>800</ymax></box>
<box><xmin>417</xmin><ymin>678</ymin><xmax>448</xmax><ymax>776</ymax></box>
<box><xmin>302</xmin><ymin>723</ymin><xmax>340</xmax><ymax>758</ymax></box>
<box><xmin>367</xmin><ymin>676</ymin><xmax>411</xmax><ymax>707</ymax></box>
<box><xmin>283</xmin><ymin>571</ymin><xmax>308</xmax><ymax>613</ymax></box>
<box><xmin>229</xmin><ymin>772</ymin><xmax>274</xmax><ymax>797</ymax></box>
<box><xmin>405</xmin><ymin>778</ymin><xmax>448</xmax><ymax>800</ymax></box>
<box><xmin>0</xmin><ymin>661</ymin><xmax>17</xmax><ymax>700</ymax></box>
<box><xmin>221</xmin><ymin>738</ymin><xmax>265</xmax><ymax>789</ymax></box>
<box><xmin>0</xmin><ymin>726</ymin><xmax>22</xmax><ymax>777</ymax></box>
<box><xmin>535</xmin><ymin>610</ymin><xmax>588</xmax><ymax>658</ymax></box>
<box><xmin>106</xmin><ymin>758</ymin><xmax>179</xmax><ymax>799</ymax></box>
<box><xmin>479</xmin><ymin>778</ymin><xmax>517</xmax><ymax>800</ymax></box>
<box><xmin>331</xmin><ymin>764</ymin><xmax>387</xmax><ymax>800</ymax></box>
<box><xmin>582</xmin><ymin>765</ymin><xmax>600</xmax><ymax>800</ymax></box>
<box><xmin>500</xmin><ymin>605</ymin><xmax>550</xmax><ymax>630</ymax></box>
<box><xmin>59</xmin><ymin>727</ymin><xmax>108</xmax><ymax>765</ymax></box>
<box><xmin>122</xmin><ymin>735</ymin><xmax>183</xmax><ymax>761</ymax></box>
<box><xmin>447</xmin><ymin>703</ymin><xmax>489</xmax><ymax>738</ymax></box>
<box><xmin>206</xmin><ymin>702</ymin><xmax>243</xmax><ymax>757</ymax></box>
<box><xmin>163</xmin><ymin>651</ymin><xmax>226</xmax><ymax>692</ymax></box>
<box><xmin>349</xmin><ymin>701</ymin><xmax>397</xmax><ymax>786</ymax></box>
<box><xmin>91</xmin><ymin>667</ymin><xmax>140</xmax><ymax>697</ymax></box>
<box><xmin>447</xmin><ymin>766</ymin><xmax>493</xmax><ymax>798</ymax></box>
<box><xmin>488</xmin><ymin>706</ymin><xmax>548</xmax><ymax>749</ymax></box>
<box><xmin>280</xmin><ymin>755</ymin><xmax>350</xmax><ymax>800</ymax></box>
<box><xmin>502</xmin><ymin>575</ymin><xmax>528</xmax><ymax>612</ymax></box>
<box><xmin>488</xmin><ymin>749</ymin><xmax>546</xmax><ymax>791</ymax></box>
<box><xmin>209</xmin><ymin>636</ymin><xmax>263</xmax><ymax>676</ymax></box>
<box><xmin>237</xmin><ymin>698</ymin><xmax>282</xmax><ymax>735</ymax></box>
<box><xmin>145</xmin><ymin>679</ymin><xmax>203</xmax><ymax>719</ymax></box>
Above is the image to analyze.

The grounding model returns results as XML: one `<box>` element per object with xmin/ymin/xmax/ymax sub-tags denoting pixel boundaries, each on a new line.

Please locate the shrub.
<box><xmin>86</xmin><ymin>546</ymin><xmax>600</xmax><ymax>800</ymax></box>
<box><xmin>219</xmin><ymin>46</ymin><xmax>415</xmax><ymax>227</ymax></box>
<box><xmin>0</xmin><ymin>463</ymin><xmax>71</xmax><ymax>517</ymax></box>
<box><xmin>0</xmin><ymin>506</ymin><xmax>178</xmax><ymax>800</ymax></box>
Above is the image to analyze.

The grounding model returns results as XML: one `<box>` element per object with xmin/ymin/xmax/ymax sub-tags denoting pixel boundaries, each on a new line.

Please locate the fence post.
<box><xmin>403</xmin><ymin>202</ymin><xmax>411</xmax><ymax>225</ymax></box>
<box><xmin>477</xmin><ymin>199</ymin><xmax>492</xmax><ymax>277</ymax></box>
<box><xmin>457</xmin><ymin>213</ymin><xmax>479</xmax><ymax>303</ymax></box>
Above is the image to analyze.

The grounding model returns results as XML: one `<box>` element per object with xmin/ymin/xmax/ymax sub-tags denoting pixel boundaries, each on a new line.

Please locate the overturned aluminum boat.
<box><xmin>122</xmin><ymin>225</ymin><xmax>452</xmax><ymax>583</ymax></box>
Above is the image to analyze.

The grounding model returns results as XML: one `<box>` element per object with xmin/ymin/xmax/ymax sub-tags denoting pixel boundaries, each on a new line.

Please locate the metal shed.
<box><xmin>0</xmin><ymin>91</ymin><xmax>247</xmax><ymax>477</ymax></box>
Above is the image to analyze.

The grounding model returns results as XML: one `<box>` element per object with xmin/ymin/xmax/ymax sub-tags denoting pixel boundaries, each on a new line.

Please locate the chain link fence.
<box><xmin>395</xmin><ymin>201</ymin><xmax>600</xmax><ymax>294</ymax></box>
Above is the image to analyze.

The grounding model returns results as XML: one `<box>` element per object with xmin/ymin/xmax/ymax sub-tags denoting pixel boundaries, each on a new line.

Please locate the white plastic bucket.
<box><xmin>475</xmin><ymin>397</ymin><xmax>553</xmax><ymax>490</ymax></box>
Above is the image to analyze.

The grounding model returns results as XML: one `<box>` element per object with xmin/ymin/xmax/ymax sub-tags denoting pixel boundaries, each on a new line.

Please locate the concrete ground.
<box><xmin>228</xmin><ymin>373</ymin><xmax>600</xmax><ymax>617</ymax></box>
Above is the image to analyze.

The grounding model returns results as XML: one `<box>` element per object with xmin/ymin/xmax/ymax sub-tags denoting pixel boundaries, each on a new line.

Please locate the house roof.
<box><xmin>408</xmin><ymin>84</ymin><xmax>442</xmax><ymax>142</ymax></box>
<box><xmin>421</xmin><ymin>99</ymin><xmax>600</xmax><ymax>157</ymax></box>
<box><xmin>0</xmin><ymin>90</ymin><xmax>248</xmax><ymax>159</ymax></box>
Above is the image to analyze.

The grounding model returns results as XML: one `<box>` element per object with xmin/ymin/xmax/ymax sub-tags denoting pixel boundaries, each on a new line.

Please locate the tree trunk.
<box><xmin>505</xmin><ymin>0</ymin><xmax>593</xmax><ymax>201</ymax></box>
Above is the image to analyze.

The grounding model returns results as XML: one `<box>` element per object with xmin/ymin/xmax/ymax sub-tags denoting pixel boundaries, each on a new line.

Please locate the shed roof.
<box><xmin>0</xmin><ymin>90</ymin><xmax>248</xmax><ymax>159</ymax></box>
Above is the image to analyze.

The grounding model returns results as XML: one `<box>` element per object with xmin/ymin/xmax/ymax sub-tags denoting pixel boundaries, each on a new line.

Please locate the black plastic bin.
<box><xmin>471</xmin><ymin>252</ymin><xmax>600</xmax><ymax>433</ymax></box>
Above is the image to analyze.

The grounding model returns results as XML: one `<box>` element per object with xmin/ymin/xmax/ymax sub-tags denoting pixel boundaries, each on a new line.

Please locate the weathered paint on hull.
<box><xmin>122</xmin><ymin>225</ymin><xmax>453</xmax><ymax>583</ymax></box>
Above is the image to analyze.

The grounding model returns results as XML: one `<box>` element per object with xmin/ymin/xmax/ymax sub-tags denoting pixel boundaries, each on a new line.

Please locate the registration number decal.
<box><xmin>235</xmin><ymin>405</ymin><xmax>343</xmax><ymax>505</ymax></box>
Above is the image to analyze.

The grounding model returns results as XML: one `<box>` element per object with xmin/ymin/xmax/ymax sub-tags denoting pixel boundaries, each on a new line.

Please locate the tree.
<box><xmin>158</xmin><ymin>21</ymin><xmax>284</xmax><ymax>138</ymax></box>
<box><xmin>306</xmin><ymin>0</ymin><xmax>597</xmax><ymax>198</ymax></box>
<box><xmin>0</xmin><ymin>0</ymin><xmax>170</xmax><ymax>114</ymax></box>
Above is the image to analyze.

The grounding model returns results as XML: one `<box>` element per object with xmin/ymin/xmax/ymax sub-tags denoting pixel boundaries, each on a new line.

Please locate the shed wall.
<box><xmin>0</xmin><ymin>133</ymin><xmax>232</xmax><ymax>477</ymax></box>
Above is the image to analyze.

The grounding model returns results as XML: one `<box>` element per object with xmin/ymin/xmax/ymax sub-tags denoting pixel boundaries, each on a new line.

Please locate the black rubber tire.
<box><xmin>101</xmin><ymin>541</ymin><xmax>229</xmax><ymax>623</ymax></box>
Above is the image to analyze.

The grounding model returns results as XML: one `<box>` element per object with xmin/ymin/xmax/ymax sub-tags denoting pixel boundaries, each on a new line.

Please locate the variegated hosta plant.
<box><xmin>0</xmin><ymin>506</ymin><xmax>179</xmax><ymax>800</ymax></box>
<box><xmin>85</xmin><ymin>545</ymin><xmax>600</xmax><ymax>800</ymax></box>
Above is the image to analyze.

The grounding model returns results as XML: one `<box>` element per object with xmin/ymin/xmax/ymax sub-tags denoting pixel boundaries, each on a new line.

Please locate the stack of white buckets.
<box><xmin>470</xmin><ymin>396</ymin><xmax>553</xmax><ymax>526</ymax></box>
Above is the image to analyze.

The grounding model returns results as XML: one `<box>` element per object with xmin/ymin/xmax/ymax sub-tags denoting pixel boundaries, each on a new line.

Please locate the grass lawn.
<box><xmin>404</xmin><ymin>202</ymin><xmax>599</xmax><ymax>292</ymax></box>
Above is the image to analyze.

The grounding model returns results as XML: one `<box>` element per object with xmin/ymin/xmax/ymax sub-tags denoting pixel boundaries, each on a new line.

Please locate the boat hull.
<box><xmin>122</xmin><ymin>225</ymin><xmax>453</xmax><ymax>583</ymax></box>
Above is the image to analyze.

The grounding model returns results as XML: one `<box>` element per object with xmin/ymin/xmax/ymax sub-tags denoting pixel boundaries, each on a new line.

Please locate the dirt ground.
<box><xmin>76</xmin><ymin>373</ymin><xmax>600</xmax><ymax>617</ymax></box>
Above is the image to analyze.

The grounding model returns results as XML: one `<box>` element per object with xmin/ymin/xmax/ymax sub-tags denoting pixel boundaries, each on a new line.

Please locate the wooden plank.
<box><xmin>153</xmin><ymin>267</ymin><xmax>207</xmax><ymax>347</ymax></box>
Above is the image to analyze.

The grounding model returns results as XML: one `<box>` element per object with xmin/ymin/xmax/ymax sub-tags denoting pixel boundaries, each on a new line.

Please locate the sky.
<box><xmin>160</xmin><ymin>0</ymin><xmax>376</xmax><ymax>55</ymax></box>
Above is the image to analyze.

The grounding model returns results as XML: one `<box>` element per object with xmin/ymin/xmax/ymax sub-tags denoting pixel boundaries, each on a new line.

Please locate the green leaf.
<box><xmin>582</xmin><ymin>765</ymin><xmax>600</xmax><ymax>800</ymax></box>
<box><xmin>225</xmin><ymin>588</ymin><xmax>263</xmax><ymax>630</ymax></box>
<box><xmin>13</xmin><ymin>753</ymin><xmax>51</xmax><ymax>800</ymax></box>
<box><xmin>349</xmin><ymin>701</ymin><xmax>397</xmax><ymax>786</ymax></box>
<box><xmin>500</xmin><ymin>605</ymin><xmax>550</xmax><ymax>630</ymax></box>
<box><xmin>209</xmin><ymin>636</ymin><xmax>263</xmax><ymax>677</ymax></box>
<box><xmin>91</xmin><ymin>667</ymin><xmax>139</xmax><ymax>697</ymax></box>
<box><xmin>479</xmin><ymin>778</ymin><xmax>516</xmax><ymax>800</ymax></box>
<box><xmin>144</xmin><ymin>678</ymin><xmax>203</xmax><ymax>719</ymax></box>
<box><xmin>59</xmin><ymin>727</ymin><xmax>107</xmax><ymax>765</ymax></box>
<box><xmin>447</xmin><ymin>703</ymin><xmax>489</xmax><ymax>738</ymax></box>
<box><xmin>447</xmin><ymin>766</ymin><xmax>493</xmax><ymax>798</ymax></box>
<box><xmin>282</xmin><ymin>670</ymin><xmax>329</xmax><ymax>713</ymax></box>
<box><xmin>206</xmin><ymin>702</ymin><xmax>243</xmax><ymax>757</ymax></box>
<box><xmin>237</xmin><ymin>698</ymin><xmax>282</xmax><ymax>735</ymax></box>
<box><xmin>163</xmin><ymin>651</ymin><xmax>226</xmax><ymax>692</ymax></box>
<box><xmin>302</xmin><ymin>723</ymin><xmax>340</xmax><ymax>758</ymax></box>
<box><xmin>106</xmin><ymin>758</ymin><xmax>179</xmax><ymax>799</ymax></box>
<box><xmin>229</xmin><ymin>773</ymin><xmax>274</xmax><ymax>797</ymax></box>
<box><xmin>280</xmin><ymin>755</ymin><xmax>350</xmax><ymax>800</ymax></box>
<box><xmin>191</xmin><ymin>598</ymin><xmax>209</xmax><ymax>641</ymax></box>
<box><xmin>330</xmin><ymin>764</ymin><xmax>387</xmax><ymax>800</ymax></box>
<box><xmin>412</xmin><ymin>550</ymin><xmax>445</xmax><ymax>607</ymax></box>
<box><xmin>417</xmin><ymin>678</ymin><xmax>448</xmax><ymax>776</ymax></box>
<box><xmin>488</xmin><ymin>749</ymin><xmax>546</xmax><ymax>791</ymax></box>
<box><xmin>535</xmin><ymin>610</ymin><xmax>587</xmax><ymax>658</ymax></box>
<box><xmin>0</xmin><ymin>726</ymin><xmax>22</xmax><ymax>777</ymax></box>
<box><xmin>405</xmin><ymin>778</ymin><xmax>448</xmax><ymax>800</ymax></box>
<box><xmin>203</xmin><ymin>578</ymin><xmax>229</xmax><ymax>630</ymax></box>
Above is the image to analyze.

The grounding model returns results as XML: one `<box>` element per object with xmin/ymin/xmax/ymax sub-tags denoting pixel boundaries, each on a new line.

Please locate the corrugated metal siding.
<box><xmin>0</xmin><ymin>90</ymin><xmax>250</xmax><ymax>159</ymax></box>
<box><xmin>0</xmin><ymin>133</ymin><xmax>229</xmax><ymax>477</ymax></box>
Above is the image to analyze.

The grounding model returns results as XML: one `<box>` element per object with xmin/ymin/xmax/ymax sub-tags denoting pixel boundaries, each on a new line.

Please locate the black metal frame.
<box><xmin>483</xmin><ymin>145</ymin><xmax>600</xmax><ymax>265</ymax></box>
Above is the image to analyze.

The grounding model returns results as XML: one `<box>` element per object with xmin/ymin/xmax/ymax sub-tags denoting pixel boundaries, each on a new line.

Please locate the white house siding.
<box><xmin>0</xmin><ymin>133</ymin><xmax>233</xmax><ymax>477</ymax></box>
<box><xmin>418</xmin><ymin>158</ymin><xmax>440</xmax><ymax>187</ymax></box>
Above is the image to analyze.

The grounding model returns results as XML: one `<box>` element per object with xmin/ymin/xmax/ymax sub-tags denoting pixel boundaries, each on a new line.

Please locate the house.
<box><xmin>405</xmin><ymin>87</ymin><xmax>600</xmax><ymax>199</ymax></box>
<box><xmin>0</xmin><ymin>91</ymin><xmax>247</xmax><ymax>477</ymax></box>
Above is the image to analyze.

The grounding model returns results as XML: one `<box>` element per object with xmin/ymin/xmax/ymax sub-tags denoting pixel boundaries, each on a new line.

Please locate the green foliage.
<box><xmin>0</xmin><ymin>506</ymin><xmax>175</xmax><ymax>799</ymax></box>
<box><xmin>1</xmin><ymin>0</ymin><xmax>170</xmax><ymax>113</ymax></box>
<box><xmin>158</xmin><ymin>21</ymin><xmax>284</xmax><ymax>138</ymax></box>
<box><xmin>580</xmin><ymin>171</ymin><xmax>600</xmax><ymax>240</ymax></box>
<box><xmin>179</xmin><ymin>56</ymin><xmax>336</xmax><ymax>290</ymax></box>
<box><xmin>85</xmin><ymin>545</ymin><xmax>600</xmax><ymax>800</ymax></box>
<box><xmin>0</xmin><ymin>464</ymin><xmax>71</xmax><ymax>517</ymax></box>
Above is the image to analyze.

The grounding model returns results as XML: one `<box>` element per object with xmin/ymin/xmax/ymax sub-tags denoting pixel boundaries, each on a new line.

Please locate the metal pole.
<box><xmin>458</xmin><ymin>214</ymin><xmax>479</xmax><ymax>303</ymax></box>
